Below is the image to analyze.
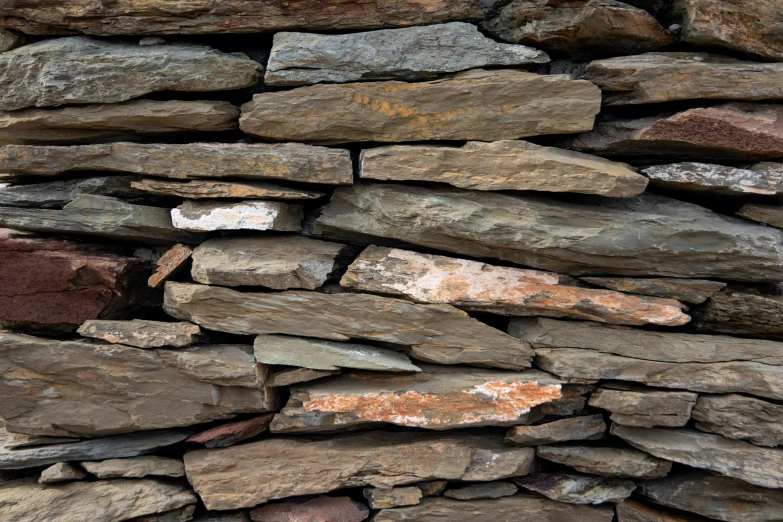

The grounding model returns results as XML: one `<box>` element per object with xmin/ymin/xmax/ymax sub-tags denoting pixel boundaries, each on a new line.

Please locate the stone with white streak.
<box><xmin>171</xmin><ymin>200</ymin><xmax>303</xmax><ymax>233</ymax></box>
<box><xmin>642</xmin><ymin>162</ymin><xmax>783</xmax><ymax>196</ymax></box>
<box><xmin>516</xmin><ymin>473</ymin><xmax>636</xmax><ymax>505</ymax></box>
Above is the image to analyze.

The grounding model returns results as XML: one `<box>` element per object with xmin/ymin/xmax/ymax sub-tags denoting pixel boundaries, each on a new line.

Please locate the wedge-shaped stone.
<box><xmin>39</xmin><ymin>463</ymin><xmax>87</xmax><ymax>484</ymax></box>
<box><xmin>0</xmin><ymin>100</ymin><xmax>240</xmax><ymax>146</ymax></box>
<box><xmin>268</xmin><ymin>368</ymin><xmax>340</xmax><ymax>387</ymax></box>
<box><xmin>513</xmin><ymin>318</ymin><xmax>783</xmax><ymax>400</ymax></box>
<box><xmin>148</xmin><ymin>244</ymin><xmax>192</xmax><ymax>289</ymax></box>
<box><xmin>589</xmin><ymin>386</ymin><xmax>697</xmax><ymax>428</ymax></box>
<box><xmin>191</xmin><ymin>236</ymin><xmax>352</xmax><ymax>290</ymax></box>
<box><xmin>0</xmin><ymin>478</ymin><xmax>196</xmax><ymax>522</ymax></box>
<box><xmin>171</xmin><ymin>200</ymin><xmax>303</xmax><ymax>233</ymax></box>
<box><xmin>131</xmin><ymin>179</ymin><xmax>324</xmax><ymax>200</ymax></box>
<box><xmin>77</xmin><ymin>319</ymin><xmax>201</xmax><ymax>348</ymax></box>
<box><xmin>0</xmin><ymin>195</ymin><xmax>201</xmax><ymax>244</ymax></box>
<box><xmin>642</xmin><ymin>162</ymin><xmax>783</xmax><ymax>196</ymax></box>
<box><xmin>270</xmin><ymin>365</ymin><xmax>563</xmax><ymax>433</ymax></box>
<box><xmin>616</xmin><ymin>499</ymin><xmax>705</xmax><ymax>522</ymax></box>
<box><xmin>373</xmin><ymin>496</ymin><xmax>615</xmax><ymax>522</ymax></box>
<box><xmin>265</xmin><ymin>23</ymin><xmax>548</xmax><ymax>86</ymax></box>
<box><xmin>482</xmin><ymin>0</ymin><xmax>672</xmax><ymax>59</ymax></box>
<box><xmin>184</xmin><ymin>431</ymin><xmax>536</xmax><ymax>510</ymax></box>
<box><xmin>186</xmin><ymin>414</ymin><xmax>274</xmax><ymax>449</ymax></box>
<box><xmin>240</xmin><ymin>70</ymin><xmax>601</xmax><ymax>144</ymax></box>
<box><xmin>359</xmin><ymin>140</ymin><xmax>647</xmax><ymax>197</ymax></box>
<box><xmin>585</xmin><ymin>53</ymin><xmax>783</xmax><ymax>105</ymax></box>
<box><xmin>0</xmin><ymin>333</ymin><xmax>276</xmax><ymax>437</ymax></box>
<box><xmin>537</xmin><ymin>445</ymin><xmax>671</xmax><ymax>479</ymax></box>
<box><xmin>694</xmin><ymin>289</ymin><xmax>783</xmax><ymax>339</ymax></box>
<box><xmin>0</xmin><ymin>429</ymin><xmax>190</xmax><ymax>470</ymax></box>
<box><xmin>563</xmin><ymin>103</ymin><xmax>783</xmax><ymax>161</ymax></box>
<box><xmin>693</xmin><ymin>394</ymin><xmax>783</xmax><ymax>447</ymax></box>
<box><xmin>81</xmin><ymin>456</ymin><xmax>184</xmax><ymax>479</ymax></box>
<box><xmin>0</xmin><ymin>176</ymin><xmax>146</xmax><ymax>208</ymax></box>
<box><xmin>164</xmin><ymin>282</ymin><xmax>534</xmax><ymax>370</ymax></box>
<box><xmin>0</xmin><ymin>0</ymin><xmax>482</xmax><ymax>35</ymax></box>
<box><xmin>342</xmin><ymin>246</ymin><xmax>690</xmax><ymax>326</ymax></box>
<box><xmin>312</xmin><ymin>184</ymin><xmax>783</xmax><ymax>281</ymax></box>
<box><xmin>738</xmin><ymin>203</ymin><xmax>783</xmax><ymax>229</ymax></box>
<box><xmin>0</xmin><ymin>37</ymin><xmax>261</xmax><ymax>111</ymax></box>
<box><xmin>516</xmin><ymin>473</ymin><xmax>636</xmax><ymax>504</ymax></box>
<box><xmin>639</xmin><ymin>472</ymin><xmax>783</xmax><ymax>522</ymax></box>
<box><xmin>255</xmin><ymin>335</ymin><xmax>420</xmax><ymax>373</ymax></box>
<box><xmin>505</xmin><ymin>415</ymin><xmax>606</xmax><ymax>446</ymax></box>
<box><xmin>612</xmin><ymin>425</ymin><xmax>783</xmax><ymax>489</ymax></box>
<box><xmin>582</xmin><ymin>277</ymin><xmax>726</xmax><ymax>304</ymax></box>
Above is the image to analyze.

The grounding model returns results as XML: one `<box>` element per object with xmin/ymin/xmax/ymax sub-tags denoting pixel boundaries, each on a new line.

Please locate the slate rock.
<box><xmin>267</xmin><ymin>368</ymin><xmax>341</xmax><ymax>387</ymax></box>
<box><xmin>513</xmin><ymin>317</ymin><xmax>783</xmax><ymax>400</ymax></box>
<box><xmin>185</xmin><ymin>414</ymin><xmax>275</xmax><ymax>449</ymax></box>
<box><xmin>39</xmin><ymin>463</ymin><xmax>87</xmax><ymax>484</ymax></box>
<box><xmin>692</xmin><ymin>394</ymin><xmax>783</xmax><ymax>447</ymax></box>
<box><xmin>269</xmin><ymin>365</ymin><xmax>564</xmax><ymax>433</ymax></box>
<box><xmin>312</xmin><ymin>183</ymin><xmax>783</xmax><ymax>282</ymax></box>
<box><xmin>240</xmin><ymin>70</ymin><xmax>601</xmax><ymax>144</ymax></box>
<box><xmin>364</xmin><ymin>487</ymin><xmax>423</xmax><ymax>509</ymax></box>
<box><xmin>0</xmin><ymin>37</ymin><xmax>261</xmax><ymax>111</ymax></box>
<box><xmin>537</xmin><ymin>445</ymin><xmax>672</xmax><ymax>479</ymax></box>
<box><xmin>0</xmin><ymin>333</ymin><xmax>277</xmax><ymax>437</ymax></box>
<box><xmin>642</xmin><ymin>162</ymin><xmax>783</xmax><ymax>196</ymax></box>
<box><xmin>171</xmin><ymin>200</ymin><xmax>302</xmax><ymax>233</ymax></box>
<box><xmin>183</xmin><ymin>431</ymin><xmax>536</xmax><ymax>510</ymax></box>
<box><xmin>0</xmin><ymin>29</ymin><xmax>23</xmax><ymax>51</ymax></box>
<box><xmin>266</xmin><ymin>22</ymin><xmax>547</xmax><ymax>86</ymax></box>
<box><xmin>417</xmin><ymin>481</ymin><xmax>448</xmax><ymax>497</ymax></box>
<box><xmin>131</xmin><ymin>504</ymin><xmax>197</xmax><ymax>522</ymax></box>
<box><xmin>616</xmin><ymin>499</ymin><xmax>701</xmax><ymax>522</ymax></box>
<box><xmin>482</xmin><ymin>0</ymin><xmax>672</xmax><ymax>59</ymax></box>
<box><xmin>191</xmin><ymin>236</ymin><xmax>352</xmax><ymax>290</ymax></box>
<box><xmin>0</xmin><ymin>99</ymin><xmax>240</xmax><ymax>146</ymax></box>
<box><xmin>693</xmin><ymin>288</ymin><xmax>783</xmax><ymax>338</ymax></box>
<box><xmin>505</xmin><ymin>414</ymin><xmax>606</xmax><ymax>445</ymax></box>
<box><xmin>585</xmin><ymin>53</ymin><xmax>783</xmax><ymax>105</ymax></box>
<box><xmin>588</xmin><ymin>386</ymin><xmax>697</xmax><ymax>428</ymax></box>
<box><xmin>250</xmin><ymin>496</ymin><xmax>369</xmax><ymax>522</ymax></box>
<box><xmin>77</xmin><ymin>319</ymin><xmax>201</xmax><ymax>348</ymax></box>
<box><xmin>0</xmin><ymin>176</ymin><xmax>145</xmax><ymax>208</ymax></box>
<box><xmin>581</xmin><ymin>277</ymin><xmax>726</xmax><ymax>304</ymax></box>
<box><xmin>148</xmin><ymin>244</ymin><xmax>192</xmax><ymax>289</ymax></box>
<box><xmin>81</xmin><ymin>456</ymin><xmax>184</xmax><ymax>478</ymax></box>
<box><xmin>737</xmin><ymin>203</ymin><xmax>783</xmax><ymax>229</ymax></box>
<box><xmin>132</xmin><ymin>179</ymin><xmax>324</xmax><ymax>200</ymax></box>
<box><xmin>342</xmin><ymin>246</ymin><xmax>690</xmax><ymax>326</ymax></box>
<box><xmin>164</xmin><ymin>282</ymin><xmax>534</xmax><ymax>370</ymax></box>
<box><xmin>444</xmin><ymin>482</ymin><xmax>517</xmax><ymax>500</ymax></box>
<box><xmin>359</xmin><ymin>140</ymin><xmax>647</xmax><ymax>197</ymax></box>
<box><xmin>516</xmin><ymin>472</ymin><xmax>636</xmax><ymax>504</ymax></box>
<box><xmin>612</xmin><ymin>425</ymin><xmax>783</xmax><ymax>489</ymax></box>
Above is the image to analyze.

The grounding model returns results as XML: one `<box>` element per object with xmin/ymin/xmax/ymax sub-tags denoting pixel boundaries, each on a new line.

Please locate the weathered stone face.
<box><xmin>186</xmin><ymin>414</ymin><xmax>275</xmax><ymax>449</ymax></box>
<box><xmin>80</xmin><ymin>456</ymin><xmax>184</xmax><ymax>479</ymax></box>
<box><xmin>505</xmin><ymin>415</ymin><xmax>606</xmax><ymax>446</ymax></box>
<box><xmin>268</xmin><ymin>368</ymin><xmax>340</xmax><ymax>387</ymax></box>
<box><xmin>0</xmin><ymin>176</ymin><xmax>146</xmax><ymax>208</ymax></box>
<box><xmin>693</xmin><ymin>289</ymin><xmax>783</xmax><ymax>339</ymax></box>
<box><xmin>77</xmin><ymin>320</ymin><xmax>201</xmax><ymax>348</ymax></box>
<box><xmin>443</xmin><ymin>482</ymin><xmax>517</xmax><ymax>501</ymax></box>
<box><xmin>250</xmin><ymin>496</ymin><xmax>370</xmax><ymax>522</ymax></box>
<box><xmin>39</xmin><ymin>462</ymin><xmax>87</xmax><ymax>484</ymax></box>
<box><xmin>537</xmin><ymin>445</ymin><xmax>672</xmax><ymax>479</ymax></box>
<box><xmin>171</xmin><ymin>200</ymin><xmax>303</xmax><ymax>233</ymax></box>
<box><xmin>131</xmin><ymin>179</ymin><xmax>325</xmax><ymax>200</ymax></box>
<box><xmin>692</xmin><ymin>394</ymin><xmax>783</xmax><ymax>447</ymax></box>
<box><xmin>364</xmin><ymin>487</ymin><xmax>422</xmax><ymax>509</ymax></box>
<box><xmin>516</xmin><ymin>473</ymin><xmax>636</xmax><ymax>504</ymax></box>
<box><xmin>240</xmin><ymin>70</ymin><xmax>601</xmax><ymax>144</ymax></box>
<box><xmin>642</xmin><ymin>162</ymin><xmax>783</xmax><ymax>196</ymax></box>
<box><xmin>737</xmin><ymin>203</ymin><xmax>783</xmax><ymax>229</ymax></box>
<box><xmin>615</xmin><ymin>499</ymin><xmax>705</xmax><ymax>522</ymax></box>
<box><xmin>148</xmin><ymin>244</ymin><xmax>192</xmax><ymax>289</ymax></box>
<box><xmin>581</xmin><ymin>277</ymin><xmax>726</xmax><ymax>304</ymax></box>
<box><xmin>183</xmin><ymin>431</ymin><xmax>536</xmax><ymax>510</ymax></box>
<box><xmin>588</xmin><ymin>386</ymin><xmax>697</xmax><ymax>428</ymax></box>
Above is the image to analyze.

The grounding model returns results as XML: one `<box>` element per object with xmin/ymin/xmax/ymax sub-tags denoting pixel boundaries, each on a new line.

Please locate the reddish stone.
<box><xmin>0</xmin><ymin>229</ymin><xmax>146</xmax><ymax>332</ymax></box>
<box><xmin>250</xmin><ymin>496</ymin><xmax>369</xmax><ymax>522</ymax></box>
<box><xmin>148</xmin><ymin>244</ymin><xmax>193</xmax><ymax>288</ymax></box>
<box><xmin>187</xmin><ymin>413</ymin><xmax>275</xmax><ymax>448</ymax></box>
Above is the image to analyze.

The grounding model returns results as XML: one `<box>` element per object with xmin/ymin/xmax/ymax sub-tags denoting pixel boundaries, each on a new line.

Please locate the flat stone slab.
<box><xmin>537</xmin><ymin>445</ymin><xmax>672</xmax><ymax>479</ymax></box>
<box><xmin>359</xmin><ymin>140</ymin><xmax>647</xmax><ymax>197</ymax></box>
<box><xmin>81</xmin><ymin>456</ymin><xmax>184</xmax><ymax>478</ymax></box>
<box><xmin>642</xmin><ymin>162</ymin><xmax>783</xmax><ymax>196</ymax></box>
<box><xmin>250</xmin><ymin>496</ymin><xmax>369</xmax><ymax>522</ymax></box>
<box><xmin>692</xmin><ymin>394</ymin><xmax>783</xmax><ymax>448</ymax></box>
<box><xmin>267</xmin><ymin>368</ymin><xmax>340</xmax><ymax>388</ymax></box>
<box><xmin>171</xmin><ymin>200</ymin><xmax>303</xmax><ymax>233</ymax></box>
<box><xmin>581</xmin><ymin>277</ymin><xmax>726</xmax><ymax>304</ymax></box>
<box><xmin>240</xmin><ymin>69</ymin><xmax>601</xmax><ymax>144</ymax></box>
<box><xmin>738</xmin><ymin>203</ymin><xmax>783</xmax><ymax>229</ymax></box>
<box><xmin>0</xmin><ymin>37</ymin><xmax>261</xmax><ymax>111</ymax></box>
<box><xmin>186</xmin><ymin>414</ymin><xmax>275</xmax><ymax>449</ymax></box>
<box><xmin>516</xmin><ymin>473</ymin><xmax>636</xmax><ymax>504</ymax></box>
<box><xmin>364</xmin><ymin>487</ymin><xmax>422</xmax><ymax>509</ymax></box>
<box><xmin>77</xmin><ymin>319</ymin><xmax>201</xmax><ymax>348</ymax></box>
<box><xmin>588</xmin><ymin>386</ymin><xmax>697</xmax><ymax>428</ymax></box>
<box><xmin>164</xmin><ymin>282</ymin><xmax>534</xmax><ymax>370</ymax></box>
<box><xmin>615</xmin><ymin>499</ymin><xmax>699</xmax><ymax>522</ymax></box>
<box><xmin>505</xmin><ymin>414</ymin><xmax>606</xmax><ymax>446</ymax></box>
<box><xmin>131</xmin><ymin>179</ymin><xmax>325</xmax><ymax>200</ymax></box>
<box><xmin>0</xmin><ymin>175</ymin><xmax>146</xmax><ymax>208</ymax></box>
<box><xmin>39</xmin><ymin>462</ymin><xmax>87</xmax><ymax>484</ymax></box>
<box><xmin>694</xmin><ymin>288</ymin><xmax>783</xmax><ymax>339</ymax></box>
<box><xmin>443</xmin><ymin>482</ymin><xmax>517</xmax><ymax>500</ymax></box>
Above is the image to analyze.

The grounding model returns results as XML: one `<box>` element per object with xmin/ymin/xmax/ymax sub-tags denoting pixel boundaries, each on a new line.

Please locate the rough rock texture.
<box><xmin>639</xmin><ymin>472</ymin><xmax>783</xmax><ymax>522</ymax></box>
<box><xmin>417</xmin><ymin>481</ymin><xmax>448</xmax><ymax>497</ymax></box>
<box><xmin>616</xmin><ymin>499</ymin><xmax>702</xmax><ymax>522</ymax></box>
<box><xmin>132</xmin><ymin>179</ymin><xmax>324</xmax><ymax>200</ymax></box>
<box><xmin>444</xmin><ymin>482</ymin><xmax>517</xmax><ymax>500</ymax></box>
<box><xmin>0</xmin><ymin>333</ymin><xmax>276</xmax><ymax>437</ymax></box>
<box><xmin>0</xmin><ymin>29</ymin><xmax>23</xmax><ymax>51</ymax></box>
<box><xmin>0</xmin><ymin>230</ymin><xmax>146</xmax><ymax>331</ymax></box>
<box><xmin>148</xmin><ymin>244</ymin><xmax>192</xmax><ymax>289</ymax></box>
<box><xmin>0</xmin><ymin>37</ymin><xmax>261</xmax><ymax>111</ymax></box>
<box><xmin>642</xmin><ymin>162</ymin><xmax>783</xmax><ymax>196</ymax></box>
<box><xmin>513</xmin><ymin>318</ymin><xmax>783</xmax><ymax>400</ymax></box>
<box><xmin>364</xmin><ymin>487</ymin><xmax>422</xmax><ymax>509</ymax></box>
<box><xmin>516</xmin><ymin>473</ymin><xmax>636</xmax><ymax>504</ymax></box>
<box><xmin>0</xmin><ymin>176</ymin><xmax>146</xmax><ymax>208</ymax></box>
<box><xmin>254</xmin><ymin>335</ymin><xmax>420</xmax><ymax>372</ymax></box>
<box><xmin>694</xmin><ymin>289</ymin><xmax>783</xmax><ymax>338</ymax></box>
<box><xmin>563</xmin><ymin>103</ymin><xmax>783</xmax><ymax>161</ymax></box>
<box><xmin>267</xmin><ymin>368</ymin><xmax>340</xmax><ymax>387</ymax></box>
<box><xmin>372</xmin><ymin>496</ymin><xmax>615</xmax><ymax>521</ymax></box>
<box><xmin>0</xmin><ymin>477</ymin><xmax>196</xmax><ymax>522</ymax></box>
<box><xmin>588</xmin><ymin>386</ymin><xmax>697</xmax><ymax>427</ymax></box>
<box><xmin>737</xmin><ymin>203</ymin><xmax>783</xmax><ymax>229</ymax></box>
<box><xmin>0</xmin><ymin>195</ymin><xmax>201</xmax><ymax>244</ymax></box>
<box><xmin>0</xmin><ymin>143</ymin><xmax>352</xmax><ymax>184</ymax></box>
<box><xmin>191</xmin><ymin>236</ymin><xmax>352</xmax><ymax>290</ymax></box>
<box><xmin>39</xmin><ymin>462</ymin><xmax>87</xmax><ymax>484</ymax></box>
<box><xmin>342</xmin><ymin>246</ymin><xmax>690</xmax><ymax>326</ymax></box>
<box><xmin>186</xmin><ymin>414</ymin><xmax>275</xmax><ymax>448</ymax></box>
<box><xmin>359</xmin><ymin>140</ymin><xmax>647</xmax><ymax>197</ymax></box>
<box><xmin>239</xmin><ymin>70</ymin><xmax>601</xmax><ymax>144</ymax></box>
<box><xmin>581</xmin><ymin>277</ymin><xmax>726</xmax><ymax>304</ymax></box>
<box><xmin>183</xmin><ymin>431</ymin><xmax>536</xmax><ymax>510</ymax></box>
<box><xmin>250</xmin><ymin>496</ymin><xmax>369</xmax><ymax>522</ymax></box>
<box><xmin>585</xmin><ymin>53</ymin><xmax>783</xmax><ymax>105</ymax></box>
<box><xmin>482</xmin><ymin>0</ymin><xmax>672</xmax><ymax>59</ymax></box>
<box><xmin>537</xmin><ymin>445</ymin><xmax>672</xmax><ymax>479</ymax></box>
<box><xmin>81</xmin><ymin>456</ymin><xmax>184</xmax><ymax>478</ymax></box>
<box><xmin>266</xmin><ymin>22</ymin><xmax>548</xmax><ymax>86</ymax></box>
<box><xmin>0</xmin><ymin>100</ymin><xmax>239</xmax><ymax>146</ymax></box>
<box><xmin>504</xmin><ymin>415</ymin><xmax>606</xmax><ymax>445</ymax></box>
<box><xmin>612</xmin><ymin>425</ymin><xmax>783</xmax><ymax>489</ymax></box>
<box><xmin>171</xmin><ymin>200</ymin><xmax>303</xmax><ymax>233</ymax></box>
<box><xmin>164</xmin><ymin>282</ymin><xmax>534</xmax><ymax>370</ymax></box>
<box><xmin>692</xmin><ymin>394</ymin><xmax>783</xmax><ymax>447</ymax></box>
<box><xmin>674</xmin><ymin>0</ymin><xmax>783</xmax><ymax>60</ymax></box>
<box><xmin>77</xmin><ymin>320</ymin><xmax>201</xmax><ymax>348</ymax></box>
<box><xmin>0</xmin><ymin>0</ymin><xmax>483</xmax><ymax>35</ymax></box>
<box><xmin>269</xmin><ymin>365</ymin><xmax>564</xmax><ymax>432</ymax></box>
<box><xmin>312</xmin><ymin>184</ymin><xmax>783</xmax><ymax>282</ymax></box>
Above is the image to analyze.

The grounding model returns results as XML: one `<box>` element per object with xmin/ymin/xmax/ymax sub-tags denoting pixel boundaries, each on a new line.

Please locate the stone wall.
<box><xmin>0</xmin><ymin>1</ymin><xmax>782</xmax><ymax>521</ymax></box>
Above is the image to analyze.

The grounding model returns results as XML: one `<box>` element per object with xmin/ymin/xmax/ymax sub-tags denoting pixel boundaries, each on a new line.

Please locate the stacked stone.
<box><xmin>0</xmin><ymin>1</ymin><xmax>782</xmax><ymax>521</ymax></box>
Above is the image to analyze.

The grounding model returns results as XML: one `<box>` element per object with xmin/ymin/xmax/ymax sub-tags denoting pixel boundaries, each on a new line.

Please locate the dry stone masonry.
<box><xmin>0</xmin><ymin>1</ymin><xmax>781</xmax><ymax>520</ymax></box>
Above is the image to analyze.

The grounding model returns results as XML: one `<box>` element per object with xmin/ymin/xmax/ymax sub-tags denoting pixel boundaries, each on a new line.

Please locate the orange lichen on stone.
<box><xmin>148</xmin><ymin>244</ymin><xmax>193</xmax><ymax>288</ymax></box>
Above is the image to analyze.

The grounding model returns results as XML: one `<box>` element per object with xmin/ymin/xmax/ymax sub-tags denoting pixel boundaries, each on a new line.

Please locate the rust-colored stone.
<box><xmin>148</xmin><ymin>244</ymin><xmax>192</xmax><ymax>289</ymax></box>
<box><xmin>186</xmin><ymin>414</ymin><xmax>275</xmax><ymax>448</ymax></box>
<box><xmin>132</xmin><ymin>179</ymin><xmax>324</xmax><ymax>200</ymax></box>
